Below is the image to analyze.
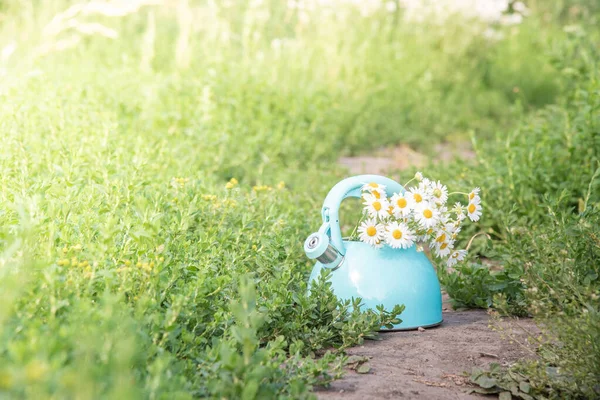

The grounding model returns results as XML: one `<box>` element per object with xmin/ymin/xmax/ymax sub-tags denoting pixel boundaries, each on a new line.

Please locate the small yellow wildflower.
<box><xmin>225</xmin><ymin>177</ymin><xmax>238</xmax><ymax>189</ymax></box>
<box><xmin>224</xmin><ymin>199</ymin><xmax>238</xmax><ymax>208</ymax></box>
<box><xmin>202</xmin><ymin>194</ymin><xmax>217</xmax><ymax>202</ymax></box>
<box><xmin>171</xmin><ymin>177</ymin><xmax>190</xmax><ymax>188</ymax></box>
<box><xmin>277</xmin><ymin>181</ymin><xmax>285</xmax><ymax>189</ymax></box>
<box><xmin>60</xmin><ymin>372</ymin><xmax>77</xmax><ymax>389</ymax></box>
<box><xmin>25</xmin><ymin>360</ymin><xmax>48</xmax><ymax>383</ymax></box>
<box><xmin>253</xmin><ymin>185</ymin><xmax>272</xmax><ymax>192</ymax></box>
<box><xmin>0</xmin><ymin>370</ymin><xmax>13</xmax><ymax>389</ymax></box>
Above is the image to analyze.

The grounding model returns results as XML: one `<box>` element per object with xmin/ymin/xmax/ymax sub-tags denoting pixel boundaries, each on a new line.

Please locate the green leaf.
<box><xmin>475</xmin><ymin>375</ymin><xmax>497</xmax><ymax>389</ymax></box>
<box><xmin>346</xmin><ymin>355</ymin><xmax>369</xmax><ymax>365</ymax></box>
<box><xmin>519</xmin><ymin>381</ymin><xmax>531</xmax><ymax>393</ymax></box>
<box><xmin>241</xmin><ymin>380</ymin><xmax>259</xmax><ymax>400</ymax></box>
<box><xmin>357</xmin><ymin>365</ymin><xmax>371</xmax><ymax>374</ymax></box>
<box><xmin>499</xmin><ymin>391</ymin><xmax>512</xmax><ymax>400</ymax></box>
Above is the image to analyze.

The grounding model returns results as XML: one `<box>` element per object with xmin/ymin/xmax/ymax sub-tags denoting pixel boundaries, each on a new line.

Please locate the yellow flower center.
<box><xmin>423</xmin><ymin>209</ymin><xmax>433</xmax><ymax>219</ymax></box>
<box><xmin>397</xmin><ymin>198</ymin><xmax>407</xmax><ymax>208</ymax></box>
<box><xmin>369</xmin><ymin>182</ymin><xmax>379</xmax><ymax>188</ymax></box>
<box><xmin>452</xmin><ymin>252</ymin><xmax>459</xmax><ymax>258</ymax></box>
<box><xmin>440</xmin><ymin>242</ymin><xmax>448</xmax><ymax>250</ymax></box>
<box><xmin>367</xmin><ymin>226</ymin><xmax>377</xmax><ymax>237</ymax></box>
<box><xmin>433</xmin><ymin>188</ymin><xmax>442</xmax><ymax>198</ymax></box>
<box><xmin>436</xmin><ymin>233</ymin><xmax>446</xmax><ymax>243</ymax></box>
<box><xmin>373</xmin><ymin>201</ymin><xmax>382</xmax><ymax>211</ymax></box>
<box><xmin>392</xmin><ymin>229</ymin><xmax>402</xmax><ymax>239</ymax></box>
<box><xmin>388</xmin><ymin>205</ymin><xmax>394</xmax><ymax>215</ymax></box>
<box><xmin>468</xmin><ymin>203</ymin><xmax>476</xmax><ymax>213</ymax></box>
<box><xmin>469</xmin><ymin>192</ymin><xmax>475</xmax><ymax>200</ymax></box>
<box><xmin>414</xmin><ymin>193</ymin><xmax>423</xmax><ymax>203</ymax></box>
<box><xmin>373</xmin><ymin>191</ymin><xmax>381</xmax><ymax>199</ymax></box>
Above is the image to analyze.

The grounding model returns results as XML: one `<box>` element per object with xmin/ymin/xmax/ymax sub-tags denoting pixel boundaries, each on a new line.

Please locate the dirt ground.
<box><xmin>337</xmin><ymin>142</ymin><xmax>476</xmax><ymax>176</ymax></box>
<box><xmin>316</xmin><ymin>294</ymin><xmax>540</xmax><ymax>400</ymax></box>
<box><xmin>323</xmin><ymin>146</ymin><xmax>539</xmax><ymax>399</ymax></box>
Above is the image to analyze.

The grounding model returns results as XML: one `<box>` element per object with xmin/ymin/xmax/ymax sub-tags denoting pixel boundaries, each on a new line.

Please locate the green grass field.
<box><xmin>0</xmin><ymin>0</ymin><xmax>599</xmax><ymax>398</ymax></box>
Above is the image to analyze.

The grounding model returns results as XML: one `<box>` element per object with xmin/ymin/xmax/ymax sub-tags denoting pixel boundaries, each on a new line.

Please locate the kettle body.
<box><xmin>304</xmin><ymin>175</ymin><xmax>443</xmax><ymax>331</ymax></box>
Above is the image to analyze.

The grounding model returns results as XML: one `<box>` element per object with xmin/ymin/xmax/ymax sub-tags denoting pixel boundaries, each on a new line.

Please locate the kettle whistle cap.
<box><xmin>304</xmin><ymin>232</ymin><xmax>329</xmax><ymax>260</ymax></box>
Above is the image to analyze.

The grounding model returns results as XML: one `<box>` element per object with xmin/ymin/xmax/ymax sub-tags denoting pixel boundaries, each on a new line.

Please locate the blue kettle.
<box><xmin>304</xmin><ymin>175</ymin><xmax>443</xmax><ymax>331</ymax></box>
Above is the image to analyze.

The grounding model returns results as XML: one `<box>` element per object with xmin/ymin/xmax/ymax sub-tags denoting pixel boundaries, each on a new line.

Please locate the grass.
<box><xmin>0</xmin><ymin>0</ymin><xmax>599</xmax><ymax>398</ymax></box>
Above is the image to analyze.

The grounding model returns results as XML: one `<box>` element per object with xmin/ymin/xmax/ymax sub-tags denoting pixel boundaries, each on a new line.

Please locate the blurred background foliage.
<box><xmin>0</xmin><ymin>0</ymin><xmax>599</xmax><ymax>398</ymax></box>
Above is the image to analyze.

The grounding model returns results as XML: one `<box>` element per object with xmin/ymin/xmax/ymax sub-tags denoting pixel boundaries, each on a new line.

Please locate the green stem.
<box><xmin>403</xmin><ymin>177</ymin><xmax>416</xmax><ymax>187</ymax></box>
<box><xmin>465</xmin><ymin>232</ymin><xmax>491</xmax><ymax>251</ymax></box>
<box><xmin>348</xmin><ymin>213</ymin><xmax>364</xmax><ymax>240</ymax></box>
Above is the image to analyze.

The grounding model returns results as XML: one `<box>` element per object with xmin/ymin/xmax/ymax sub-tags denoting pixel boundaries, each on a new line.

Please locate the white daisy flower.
<box><xmin>418</xmin><ymin>178</ymin><xmax>433</xmax><ymax>193</ymax></box>
<box><xmin>453</xmin><ymin>202</ymin><xmax>466</xmax><ymax>216</ymax></box>
<box><xmin>358</xmin><ymin>218</ymin><xmax>385</xmax><ymax>247</ymax></box>
<box><xmin>362</xmin><ymin>182</ymin><xmax>387</xmax><ymax>197</ymax></box>
<box><xmin>441</xmin><ymin>221</ymin><xmax>459</xmax><ymax>234</ymax></box>
<box><xmin>363</xmin><ymin>195</ymin><xmax>390</xmax><ymax>220</ymax></box>
<box><xmin>390</xmin><ymin>192</ymin><xmax>412</xmax><ymax>217</ymax></box>
<box><xmin>447</xmin><ymin>250</ymin><xmax>468</xmax><ymax>267</ymax></box>
<box><xmin>414</xmin><ymin>228</ymin><xmax>429</xmax><ymax>242</ymax></box>
<box><xmin>469</xmin><ymin>195</ymin><xmax>482</xmax><ymax>205</ymax></box>
<box><xmin>467</xmin><ymin>201</ymin><xmax>482</xmax><ymax>222</ymax></box>
<box><xmin>433</xmin><ymin>228</ymin><xmax>449</xmax><ymax>245</ymax></box>
<box><xmin>468</xmin><ymin>187</ymin><xmax>481</xmax><ymax>203</ymax></box>
<box><xmin>436</xmin><ymin>206</ymin><xmax>450</xmax><ymax>225</ymax></box>
<box><xmin>414</xmin><ymin>171</ymin><xmax>423</xmax><ymax>182</ymax></box>
<box><xmin>414</xmin><ymin>202</ymin><xmax>439</xmax><ymax>229</ymax></box>
<box><xmin>449</xmin><ymin>226</ymin><xmax>462</xmax><ymax>240</ymax></box>
<box><xmin>434</xmin><ymin>239</ymin><xmax>454</xmax><ymax>258</ymax></box>
<box><xmin>385</xmin><ymin>221</ymin><xmax>415</xmax><ymax>249</ymax></box>
<box><xmin>431</xmin><ymin>181</ymin><xmax>448</xmax><ymax>205</ymax></box>
<box><xmin>362</xmin><ymin>188</ymin><xmax>384</xmax><ymax>200</ymax></box>
<box><xmin>407</xmin><ymin>187</ymin><xmax>429</xmax><ymax>208</ymax></box>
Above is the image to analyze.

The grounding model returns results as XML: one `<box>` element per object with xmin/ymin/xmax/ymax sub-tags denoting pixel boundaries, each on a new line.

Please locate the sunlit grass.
<box><xmin>0</xmin><ymin>0</ymin><xmax>598</xmax><ymax>398</ymax></box>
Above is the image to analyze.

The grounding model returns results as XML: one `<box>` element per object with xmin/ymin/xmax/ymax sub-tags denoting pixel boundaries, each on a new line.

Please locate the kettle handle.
<box><xmin>321</xmin><ymin>175</ymin><xmax>405</xmax><ymax>255</ymax></box>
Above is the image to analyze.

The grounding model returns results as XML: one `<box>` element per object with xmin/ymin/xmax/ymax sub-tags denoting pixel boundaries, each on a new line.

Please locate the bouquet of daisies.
<box><xmin>356</xmin><ymin>172</ymin><xmax>482</xmax><ymax>267</ymax></box>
